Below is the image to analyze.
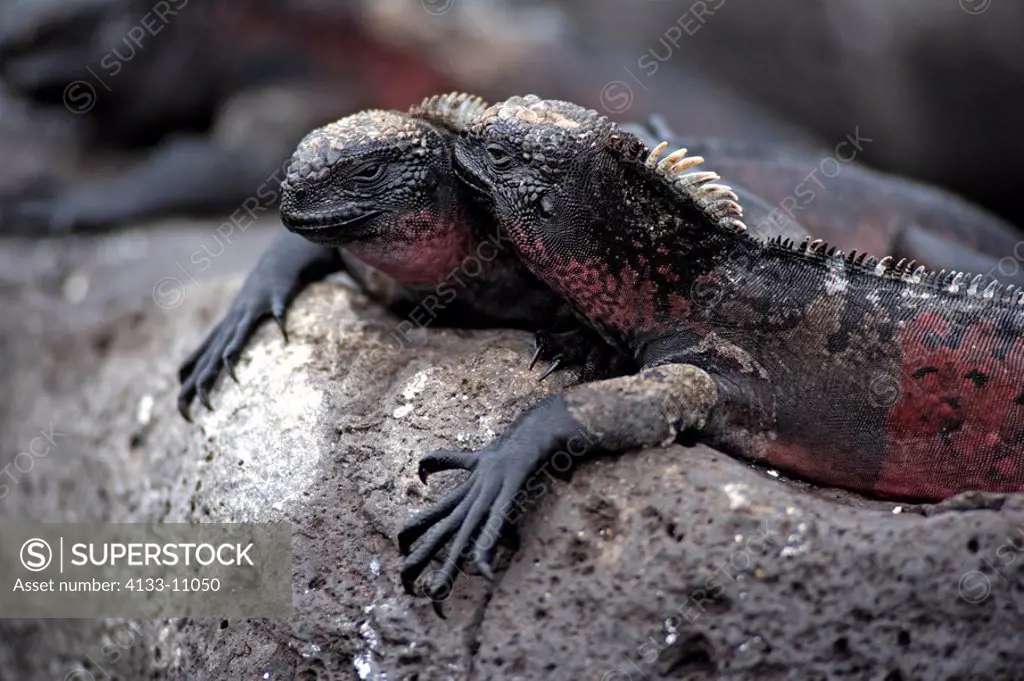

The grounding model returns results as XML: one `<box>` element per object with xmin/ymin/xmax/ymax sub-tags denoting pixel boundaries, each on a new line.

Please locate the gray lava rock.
<box><xmin>1</xmin><ymin>223</ymin><xmax>1023</xmax><ymax>680</ymax></box>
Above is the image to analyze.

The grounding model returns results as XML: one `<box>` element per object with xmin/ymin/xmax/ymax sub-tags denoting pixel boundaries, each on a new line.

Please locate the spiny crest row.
<box><xmin>771</xmin><ymin>236</ymin><xmax>1024</xmax><ymax>305</ymax></box>
<box><xmin>410</xmin><ymin>92</ymin><xmax>489</xmax><ymax>132</ymax></box>
<box><xmin>644</xmin><ymin>141</ymin><xmax>747</xmax><ymax>232</ymax></box>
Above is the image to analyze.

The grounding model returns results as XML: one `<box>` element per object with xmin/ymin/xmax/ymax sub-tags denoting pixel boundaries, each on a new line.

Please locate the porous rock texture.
<box><xmin>0</xmin><ymin>222</ymin><xmax>1023</xmax><ymax>680</ymax></box>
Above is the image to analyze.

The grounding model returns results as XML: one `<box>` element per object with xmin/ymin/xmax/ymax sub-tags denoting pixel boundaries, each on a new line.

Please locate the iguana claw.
<box><xmin>538</xmin><ymin>358</ymin><xmax>562</xmax><ymax>381</ymax></box>
<box><xmin>528</xmin><ymin>340</ymin><xmax>544</xmax><ymax>370</ymax></box>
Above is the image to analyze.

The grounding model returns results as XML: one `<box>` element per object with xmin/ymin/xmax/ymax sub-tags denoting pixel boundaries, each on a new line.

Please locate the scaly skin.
<box><xmin>178</xmin><ymin>93</ymin><xmax>628</xmax><ymax>418</ymax></box>
<box><xmin>398</xmin><ymin>95</ymin><xmax>1024</xmax><ymax>612</ymax></box>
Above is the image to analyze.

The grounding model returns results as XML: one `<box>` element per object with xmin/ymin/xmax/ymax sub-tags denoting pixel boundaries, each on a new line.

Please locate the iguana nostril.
<box><xmin>294</xmin><ymin>188</ymin><xmax>307</xmax><ymax>202</ymax></box>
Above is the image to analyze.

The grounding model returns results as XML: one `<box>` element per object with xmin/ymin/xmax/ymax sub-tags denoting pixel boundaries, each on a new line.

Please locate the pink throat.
<box><xmin>347</xmin><ymin>209</ymin><xmax>474</xmax><ymax>285</ymax></box>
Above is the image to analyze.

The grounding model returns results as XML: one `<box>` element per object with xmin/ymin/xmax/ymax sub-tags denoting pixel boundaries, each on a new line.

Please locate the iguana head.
<box><xmin>280</xmin><ymin>93</ymin><xmax>488</xmax><ymax>285</ymax></box>
<box><xmin>454</xmin><ymin>95</ymin><xmax>747</xmax><ymax>334</ymax></box>
<box><xmin>452</xmin><ymin>96</ymin><xmax>611</xmax><ymax>264</ymax></box>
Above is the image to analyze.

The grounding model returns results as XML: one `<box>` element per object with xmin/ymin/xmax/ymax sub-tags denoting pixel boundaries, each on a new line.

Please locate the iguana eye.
<box><xmin>539</xmin><ymin>194</ymin><xmax>555</xmax><ymax>218</ymax></box>
<box><xmin>485</xmin><ymin>143</ymin><xmax>512</xmax><ymax>168</ymax></box>
<box><xmin>351</xmin><ymin>165</ymin><xmax>386</xmax><ymax>183</ymax></box>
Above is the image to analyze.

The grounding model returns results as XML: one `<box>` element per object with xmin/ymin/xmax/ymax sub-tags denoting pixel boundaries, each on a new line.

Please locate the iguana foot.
<box><xmin>529</xmin><ymin>328</ymin><xmax>575</xmax><ymax>380</ymax></box>
<box><xmin>176</xmin><ymin>232</ymin><xmax>341</xmax><ymax>420</ymax></box>
<box><xmin>177</xmin><ymin>281</ymin><xmax>290</xmax><ymax>420</ymax></box>
<box><xmin>399</xmin><ymin>396</ymin><xmax>580</xmax><ymax>617</ymax></box>
<box><xmin>530</xmin><ymin>327</ymin><xmax>633</xmax><ymax>382</ymax></box>
<box><xmin>399</xmin><ymin>365</ymin><xmax>720</xmax><ymax>615</ymax></box>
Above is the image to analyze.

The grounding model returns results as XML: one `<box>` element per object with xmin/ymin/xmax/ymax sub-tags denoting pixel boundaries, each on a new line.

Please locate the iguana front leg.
<box><xmin>399</xmin><ymin>363</ymin><xmax>720</xmax><ymax>615</ymax></box>
<box><xmin>177</xmin><ymin>231</ymin><xmax>342</xmax><ymax>419</ymax></box>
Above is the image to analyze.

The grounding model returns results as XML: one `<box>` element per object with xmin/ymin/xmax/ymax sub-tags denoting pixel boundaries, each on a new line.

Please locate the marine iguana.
<box><xmin>177</xmin><ymin>93</ymin><xmax>1022</xmax><ymax>417</ymax></box>
<box><xmin>398</xmin><ymin>95</ymin><xmax>1024</xmax><ymax>611</ymax></box>
<box><xmin>177</xmin><ymin>93</ymin><xmax>627</xmax><ymax>418</ymax></box>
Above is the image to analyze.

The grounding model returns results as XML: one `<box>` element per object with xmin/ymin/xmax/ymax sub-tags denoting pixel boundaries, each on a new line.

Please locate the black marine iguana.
<box><xmin>178</xmin><ymin>92</ymin><xmax>1023</xmax><ymax>417</ymax></box>
<box><xmin>398</xmin><ymin>96</ymin><xmax>1024</xmax><ymax>612</ymax></box>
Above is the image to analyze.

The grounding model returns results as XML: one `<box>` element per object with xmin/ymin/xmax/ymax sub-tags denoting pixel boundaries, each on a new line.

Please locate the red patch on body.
<box><xmin>761</xmin><ymin>441</ymin><xmax>878</xmax><ymax>494</ymax></box>
<box><xmin>537</xmin><ymin>256</ymin><xmax>661</xmax><ymax>332</ymax></box>
<box><xmin>512</xmin><ymin>229</ymin><xmax>673</xmax><ymax>332</ymax></box>
<box><xmin>667</xmin><ymin>293</ymin><xmax>692</xmax><ymax>319</ymax></box>
<box><xmin>877</xmin><ymin>312</ymin><xmax>1024</xmax><ymax>499</ymax></box>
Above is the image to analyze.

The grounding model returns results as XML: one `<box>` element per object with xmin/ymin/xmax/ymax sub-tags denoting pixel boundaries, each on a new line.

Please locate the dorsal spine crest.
<box><xmin>409</xmin><ymin>92</ymin><xmax>489</xmax><ymax>132</ymax></box>
<box><xmin>780</xmin><ymin>236</ymin><xmax>1020</xmax><ymax>306</ymax></box>
<box><xmin>642</xmin><ymin>140</ymin><xmax>748</xmax><ymax>232</ymax></box>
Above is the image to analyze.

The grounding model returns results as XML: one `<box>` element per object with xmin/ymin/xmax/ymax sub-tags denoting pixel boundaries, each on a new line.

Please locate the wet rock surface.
<box><xmin>1</xmin><ymin>221</ymin><xmax>1023</xmax><ymax>680</ymax></box>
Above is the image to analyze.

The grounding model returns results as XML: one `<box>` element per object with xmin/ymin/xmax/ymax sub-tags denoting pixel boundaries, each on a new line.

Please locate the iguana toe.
<box><xmin>416</xmin><ymin>449</ymin><xmax>477</xmax><ymax>484</ymax></box>
<box><xmin>420</xmin><ymin>474</ymin><xmax>500</xmax><ymax>614</ymax></box>
<box><xmin>400</xmin><ymin>501</ymin><xmax>470</xmax><ymax>596</ymax></box>
<box><xmin>398</xmin><ymin>480</ymin><xmax>472</xmax><ymax>555</ymax></box>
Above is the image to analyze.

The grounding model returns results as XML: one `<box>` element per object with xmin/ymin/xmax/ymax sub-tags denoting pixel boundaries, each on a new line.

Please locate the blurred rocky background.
<box><xmin>1</xmin><ymin>0</ymin><xmax>1024</xmax><ymax>679</ymax></box>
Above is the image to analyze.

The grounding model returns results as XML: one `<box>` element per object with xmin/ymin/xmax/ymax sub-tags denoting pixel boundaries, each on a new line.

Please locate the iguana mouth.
<box><xmin>281</xmin><ymin>209</ymin><xmax>384</xmax><ymax>243</ymax></box>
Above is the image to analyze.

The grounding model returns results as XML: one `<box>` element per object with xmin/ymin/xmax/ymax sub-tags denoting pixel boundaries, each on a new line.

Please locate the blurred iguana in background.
<box><xmin>4</xmin><ymin>0</ymin><xmax>1023</xmax><ymax>248</ymax></box>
